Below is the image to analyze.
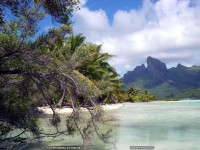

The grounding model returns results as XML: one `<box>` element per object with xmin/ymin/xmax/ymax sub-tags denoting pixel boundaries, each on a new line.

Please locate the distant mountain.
<box><xmin>121</xmin><ymin>56</ymin><xmax>200</xmax><ymax>99</ymax></box>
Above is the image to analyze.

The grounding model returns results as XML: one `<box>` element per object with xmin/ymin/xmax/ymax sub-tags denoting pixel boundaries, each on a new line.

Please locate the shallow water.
<box><xmin>110</xmin><ymin>100</ymin><xmax>200</xmax><ymax>150</ymax></box>
<box><xmin>26</xmin><ymin>100</ymin><xmax>200</xmax><ymax>150</ymax></box>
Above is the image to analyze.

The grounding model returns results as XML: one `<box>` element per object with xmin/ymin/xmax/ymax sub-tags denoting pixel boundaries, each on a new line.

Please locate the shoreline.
<box><xmin>37</xmin><ymin>103</ymin><xmax>124</xmax><ymax>115</ymax></box>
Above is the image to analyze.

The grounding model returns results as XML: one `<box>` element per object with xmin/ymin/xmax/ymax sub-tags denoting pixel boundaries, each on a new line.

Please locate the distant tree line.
<box><xmin>125</xmin><ymin>87</ymin><xmax>156</xmax><ymax>102</ymax></box>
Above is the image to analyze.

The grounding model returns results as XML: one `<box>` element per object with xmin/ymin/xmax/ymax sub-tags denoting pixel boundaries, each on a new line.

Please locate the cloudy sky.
<box><xmin>42</xmin><ymin>0</ymin><xmax>200</xmax><ymax>76</ymax></box>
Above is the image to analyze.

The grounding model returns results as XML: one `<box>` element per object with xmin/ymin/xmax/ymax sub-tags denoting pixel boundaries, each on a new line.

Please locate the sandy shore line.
<box><xmin>37</xmin><ymin>103</ymin><xmax>124</xmax><ymax>115</ymax></box>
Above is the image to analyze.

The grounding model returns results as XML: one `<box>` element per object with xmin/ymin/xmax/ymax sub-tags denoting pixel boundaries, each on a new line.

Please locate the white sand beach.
<box><xmin>37</xmin><ymin>103</ymin><xmax>124</xmax><ymax>115</ymax></box>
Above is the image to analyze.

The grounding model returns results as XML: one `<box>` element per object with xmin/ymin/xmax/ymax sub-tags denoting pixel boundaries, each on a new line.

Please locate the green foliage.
<box><xmin>148</xmin><ymin>82</ymin><xmax>179</xmax><ymax>99</ymax></box>
<box><xmin>66</xmin><ymin>118</ymin><xmax>76</xmax><ymax>135</ymax></box>
<box><xmin>125</xmin><ymin>87</ymin><xmax>156</xmax><ymax>102</ymax></box>
<box><xmin>0</xmin><ymin>123</ymin><xmax>12</xmax><ymax>137</ymax></box>
<box><xmin>166</xmin><ymin>87</ymin><xmax>200</xmax><ymax>100</ymax></box>
<box><xmin>0</xmin><ymin>0</ymin><xmax>82</xmax><ymax>148</ymax></box>
<box><xmin>0</xmin><ymin>20</ymin><xmax>122</xmax><ymax>150</ymax></box>
<box><xmin>0</xmin><ymin>1</ymin><xmax>121</xmax><ymax>149</ymax></box>
<box><xmin>56</xmin><ymin>34</ymin><xmax>123</xmax><ymax>105</ymax></box>
<box><xmin>50</xmin><ymin>114</ymin><xmax>61</xmax><ymax>127</ymax></box>
<box><xmin>0</xmin><ymin>0</ymin><xmax>80</xmax><ymax>25</ymax></box>
<box><xmin>71</xmin><ymin>70</ymin><xmax>102</xmax><ymax>97</ymax></box>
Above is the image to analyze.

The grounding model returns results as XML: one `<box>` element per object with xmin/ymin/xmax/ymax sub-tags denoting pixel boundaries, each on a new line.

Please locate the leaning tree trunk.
<box><xmin>56</xmin><ymin>88</ymin><xmax>66</xmax><ymax>108</ymax></box>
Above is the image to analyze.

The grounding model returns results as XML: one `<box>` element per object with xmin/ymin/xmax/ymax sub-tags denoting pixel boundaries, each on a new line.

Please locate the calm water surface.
<box><xmin>26</xmin><ymin>100</ymin><xmax>200</xmax><ymax>150</ymax></box>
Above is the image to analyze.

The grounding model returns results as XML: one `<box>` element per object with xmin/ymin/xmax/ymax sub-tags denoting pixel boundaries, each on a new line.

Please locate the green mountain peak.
<box><xmin>121</xmin><ymin>57</ymin><xmax>200</xmax><ymax>99</ymax></box>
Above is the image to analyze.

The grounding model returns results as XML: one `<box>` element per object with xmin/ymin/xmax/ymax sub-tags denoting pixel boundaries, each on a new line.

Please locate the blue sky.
<box><xmin>39</xmin><ymin>0</ymin><xmax>200</xmax><ymax>76</ymax></box>
<box><xmin>86</xmin><ymin>0</ymin><xmax>143</xmax><ymax>22</ymax></box>
<box><xmin>39</xmin><ymin>0</ymin><xmax>144</xmax><ymax>31</ymax></box>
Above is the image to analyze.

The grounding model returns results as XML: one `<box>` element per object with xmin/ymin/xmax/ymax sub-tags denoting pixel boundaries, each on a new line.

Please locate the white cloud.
<box><xmin>73</xmin><ymin>7</ymin><xmax>110</xmax><ymax>42</ymax></box>
<box><xmin>72</xmin><ymin>0</ymin><xmax>200</xmax><ymax>76</ymax></box>
<box><xmin>79</xmin><ymin>0</ymin><xmax>87</xmax><ymax>6</ymax></box>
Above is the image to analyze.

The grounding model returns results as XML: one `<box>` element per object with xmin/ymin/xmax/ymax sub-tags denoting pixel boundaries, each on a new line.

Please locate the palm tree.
<box><xmin>55</xmin><ymin>34</ymin><xmax>102</xmax><ymax>107</ymax></box>
<box><xmin>56</xmin><ymin>34</ymin><xmax>122</xmax><ymax>107</ymax></box>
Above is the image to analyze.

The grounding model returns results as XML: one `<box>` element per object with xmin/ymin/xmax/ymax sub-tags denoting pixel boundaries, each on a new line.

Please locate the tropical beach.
<box><xmin>37</xmin><ymin>103</ymin><xmax>124</xmax><ymax>115</ymax></box>
<box><xmin>1</xmin><ymin>0</ymin><xmax>200</xmax><ymax>150</ymax></box>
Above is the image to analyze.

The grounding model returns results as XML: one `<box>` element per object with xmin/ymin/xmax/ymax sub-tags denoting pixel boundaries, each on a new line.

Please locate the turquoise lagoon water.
<box><xmin>26</xmin><ymin>100</ymin><xmax>200</xmax><ymax>150</ymax></box>
<box><xmin>111</xmin><ymin>100</ymin><xmax>200</xmax><ymax>150</ymax></box>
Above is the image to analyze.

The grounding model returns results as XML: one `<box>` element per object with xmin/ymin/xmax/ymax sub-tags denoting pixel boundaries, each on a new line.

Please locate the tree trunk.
<box><xmin>56</xmin><ymin>88</ymin><xmax>66</xmax><ymax>108</ymax></box>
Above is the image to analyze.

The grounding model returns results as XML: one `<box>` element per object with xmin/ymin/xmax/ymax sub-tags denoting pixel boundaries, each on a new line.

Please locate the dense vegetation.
<box><xmin>0</xmin><ymin>0</ymin><xmax>121</xmax><ymax>149</ymax></box>
<box><xmin>0</xmin><ymin>1</ymin><xmax>157</xmax><ymax>149</ymax></box>
<box><xmin>165</xmin><ymin>86</ymin><xmax>200</xmax><ymax>100</ymax></box>
<box><xmin>125</xmin><ymin>87</ymin><xmax>156</xmax><ymax>102</ymax></box>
